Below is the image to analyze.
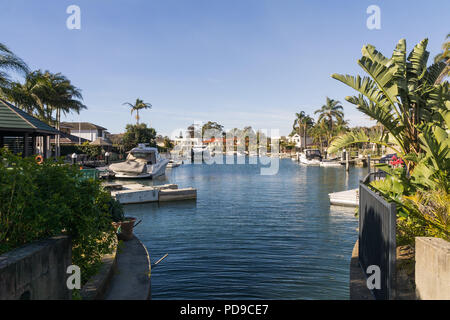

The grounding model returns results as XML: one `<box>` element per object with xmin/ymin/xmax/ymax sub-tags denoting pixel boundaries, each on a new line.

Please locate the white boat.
<box><xmin>191</xmin><ymin>144</ymin><xmax>211</xmax><ymax>161</ymax></box>
<box><xmin>320</xmin><ymin>159</ymin><xmax>344</xmax><ymax>167</ymax></box>
<box><xmin>166</xmin><ymin>159</ymin><xmax>182</xmax><ymax>168</ymax></box>
<box><xmin>299</xmin><ymin>149</ymin><xmax>322</xmax><ymax>165</ymax></box>
<box><xmin>109</xmin><ymin>143</ymin><xmax>169</xmax><ymax>179</ymax></box>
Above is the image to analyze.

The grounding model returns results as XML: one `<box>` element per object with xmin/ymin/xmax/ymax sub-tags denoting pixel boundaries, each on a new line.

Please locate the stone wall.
<box><xmin>415</xmin><ymin>237</ymin><xmax>450</xmax><ymax>300</ymax></box>
<box><xmin>0</xmin><ymin>235</ymin><xmax>71</xmax><ymax>300</ymax></box>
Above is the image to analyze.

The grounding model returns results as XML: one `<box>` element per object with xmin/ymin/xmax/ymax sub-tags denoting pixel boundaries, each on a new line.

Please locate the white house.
<box><xmin>60</xmin><ymin>122</ymin><xmax>108</xmax><ymax>142</ymax></box>
<box><xmin>288</xmin><ymin>133</ymin><xmax>312</xmax><ymax>149</ymax></box>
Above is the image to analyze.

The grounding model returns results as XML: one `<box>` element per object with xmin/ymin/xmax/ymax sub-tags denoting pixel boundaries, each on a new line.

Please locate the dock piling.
<box><xmin>345</xmin><ymin>152</ymin><xmax>349</xmax><ymax>172</ymax></box>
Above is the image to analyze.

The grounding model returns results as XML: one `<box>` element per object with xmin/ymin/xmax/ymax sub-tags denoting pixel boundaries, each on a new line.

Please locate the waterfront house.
<box><xmin>288</xmin><ymin>133</ymin><xmax>312</xmax><ymax>149</ymax></box>
<box><xmin>49</xmin><ymin>130</ymin><xmax>90</xmax><ymax>145</ymax></box>
<box><xmin>60</xmin><ymin>122</ymin><xmax>108</xmax><ymax>142</ymax></box>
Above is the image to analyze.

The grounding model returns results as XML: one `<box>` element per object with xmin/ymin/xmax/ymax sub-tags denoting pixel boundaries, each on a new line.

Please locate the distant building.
<box><xmin>60</xmin><ymin>122</ymin><xmax>108</xmax><ymax>142</ymax></box>
<box><xmin>49</xmin><ymin>131</ymin><xmax>90</xmax><ymax>145</ymax></box>
<box><xmin>288</xmin><ymin>133</ymin><xmax>312</xmax><ymax>149</ymax></box>
<box><xmin>173</xmin><ymin>136</ymin><xmax>202</xmax><ymax>146</ymax></box>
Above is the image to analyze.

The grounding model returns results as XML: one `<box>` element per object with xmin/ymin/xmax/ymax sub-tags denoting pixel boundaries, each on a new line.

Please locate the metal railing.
<box><xmin>359</xmin><ymin>170</ymin><xmax>396</xmax><ymax>300</ymax></box>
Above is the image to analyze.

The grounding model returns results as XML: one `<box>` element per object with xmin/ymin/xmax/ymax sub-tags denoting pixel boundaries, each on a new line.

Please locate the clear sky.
<box><xmin>0</xmin><ymin>0</ymin><xmax>448</xmax><ymax>136</ymax></box>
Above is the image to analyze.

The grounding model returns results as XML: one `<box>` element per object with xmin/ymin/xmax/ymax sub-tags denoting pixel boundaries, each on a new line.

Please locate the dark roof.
<box><xmin>61</xmin><ymin>122</ymin><xmax>107</xmax><ymax>131</ymax></box>
<box><xmin>0</xmin><ymin>99</ymin><xmax>59</xmax><ymax>135</ymax></box>
<box><xmin>90</xmin><ymin>137</ymin><xmax>112</xmax><ymax>146</ymax></box>
<box><xmin>50</xmin><ymin>131</ymin><xmax>90</xmax><ymax>145</ymax></box>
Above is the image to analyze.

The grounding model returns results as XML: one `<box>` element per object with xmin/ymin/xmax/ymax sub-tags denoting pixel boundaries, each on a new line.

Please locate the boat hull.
<box><xmin>299</xmin><ymin>157</ymin><xmax>321</xmax><ymax>165</ymax></box>
<box><xmin>320</xmin><ymin>161</ymin><xmax>343</xmax><ymax>167</ymax></box>
<box><xmin>112</xmin><ymin>159</ymin><xmax>169</xmax><ymax>179</ymax></box>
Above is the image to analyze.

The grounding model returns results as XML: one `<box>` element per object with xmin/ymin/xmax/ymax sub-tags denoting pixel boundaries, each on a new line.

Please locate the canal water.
<box><xmin>122</xmin><ymin>157</ymin><xmax>366</xmax><ymax>299</ymax></box>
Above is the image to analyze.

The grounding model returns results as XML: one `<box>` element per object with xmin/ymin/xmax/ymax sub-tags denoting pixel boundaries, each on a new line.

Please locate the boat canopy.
<box><xmin>305</xmin><ymin>149</ymin><xmax>321</xmax><ymax>156</ymax></box>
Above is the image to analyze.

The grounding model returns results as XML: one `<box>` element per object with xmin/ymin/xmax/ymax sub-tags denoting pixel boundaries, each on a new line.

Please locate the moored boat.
<box><xmin>320</xmin><ymin>158</ymin><xmax>344</xmax><ymax>167</ymax></box>
<box><xmin>299</xmin><ymin>149</ymin><xmax>322</xmax><ymax>165</ymax></box>
<box><xmin>109</xmin><ymin>143</ymin><xmax>169</xmax><ymax>179</ymax></box>
<box><xmin>191</xmin><ymin>144</ymin><xmax>211</xmax><ymax>161</ymax></box>
<box><xmin>166</xmin><ymin>159</ymin><xmax>182</xmax><ymax>168</ymax></box>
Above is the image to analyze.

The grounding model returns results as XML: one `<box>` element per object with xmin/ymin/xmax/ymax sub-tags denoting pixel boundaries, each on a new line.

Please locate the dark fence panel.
<box><xmin>359</xmin><ymin>171</ymin><xmax>396</xmax><ymax>300</ymax></box>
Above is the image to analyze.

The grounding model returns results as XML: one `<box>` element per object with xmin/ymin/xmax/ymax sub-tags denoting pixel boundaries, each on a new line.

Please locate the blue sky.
<box><xmin>0</xmin><ymin>0</ymin><xmax>448</xmax><ymax>136</ymax></box>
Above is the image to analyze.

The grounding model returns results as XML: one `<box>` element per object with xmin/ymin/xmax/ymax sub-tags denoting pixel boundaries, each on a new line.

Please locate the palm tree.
<box><xmin>293</xmin><ymin>111</ymin><xmax>314</xmax><ymax>149</ymax></box>
<box><xmin>3</xmin><ymin>70</ymin><xmax>85</xmax><ymax>125</ymax></box>
<box><xmin>329</xmin><ymin>38</ymin><xmax>449</xmax><ymax>170</ymax></box>
<box><xmin>39</xmin><ymin>71</ymin><xmax>86</xmax><ymax>157</ymax></box>
<box><xmin>310</xmin><ymin>119</ymin><xmax>328</xmax><ymax>153</ymax></box>
<box><xmin>0</xmin><ymin>43</ymin><xmax>29</xmax><ymax>90</ymax></box>
<box><xmin>123</xmin><ymin>98</ymin><xmax>152</xmax><ymax>125</ymax></box>
<box><xmin>314</xmin><ymin>98</ymin><xmax>344</xmax><ymax>133</ymax></box>
<box><xmin>333</xmin><ymin>118</ymin><xmax>349</xmax><ymax>136</ymax></box>
<box><xmin>2</xmin><ymin>70</ymin><xmax>86</xmax><ymax>157</ymax></box>
<box><xmin>434</xmin><ymin>33</ymin><xmax>450</xmax><ymax>84</ymax></box>
<box><xmin>1</xmin><ymin>76</ymin><xmax>43</xmax><ymax>115</ymax></box>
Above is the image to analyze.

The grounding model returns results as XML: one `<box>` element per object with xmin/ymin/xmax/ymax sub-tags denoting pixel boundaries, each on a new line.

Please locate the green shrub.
<box><xmin>0</xmin><ymin>148</ymin><xmax>118</xmax><ymax>284</ymax></box>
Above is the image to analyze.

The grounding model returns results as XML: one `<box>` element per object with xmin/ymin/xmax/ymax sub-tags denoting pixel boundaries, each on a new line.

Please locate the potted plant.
<box><xmin>118</xmin><ymin>216</ymin><xmax>139</xmax><ymax>241</ymax></box>
<box><xmin>109</xmin><ymin>198</ymin><xmax>124</xmax><ymax>232</ymax></box>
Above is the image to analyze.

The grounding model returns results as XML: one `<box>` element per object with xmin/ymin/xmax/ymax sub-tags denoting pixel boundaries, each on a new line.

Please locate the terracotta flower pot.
<box><xmin>112</xmin><ymin>221</ymin><xmax>121</xmax><ymax>233</ymax></box>
<box><xmin>118</xmin><ymin>217</ymin><xmax>136</xmax><ymax>241</ymax></box>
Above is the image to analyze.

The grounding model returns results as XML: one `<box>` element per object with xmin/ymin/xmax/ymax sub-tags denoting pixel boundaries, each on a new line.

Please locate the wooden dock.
<box><xmin>329</xmin><ymin>188</ymin><xmax>359</xmax><ymax>207</ymax></box>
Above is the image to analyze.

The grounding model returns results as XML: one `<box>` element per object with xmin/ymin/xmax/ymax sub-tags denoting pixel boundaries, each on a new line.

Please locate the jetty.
<box><xmin>328</xmin><ymin>188</ymin><xmax>358</xmax><ymax>207</ymax></box>
<box><xmin>104</xmin><ymin>183</ymin><xmax>197</xmax><ymax>204</ymax></box>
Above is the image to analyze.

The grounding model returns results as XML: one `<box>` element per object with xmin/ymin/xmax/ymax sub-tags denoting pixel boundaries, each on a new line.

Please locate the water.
<box><xmin>122</xmin><ymin>157</ymin><xmax>366</xmax><ymax>299</ymax></box>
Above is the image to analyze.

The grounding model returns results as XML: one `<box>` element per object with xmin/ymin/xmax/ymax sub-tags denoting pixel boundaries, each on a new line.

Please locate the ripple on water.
<box><xmin>129</xmin><ymin>159</ymin><xmax>365</xmax><ymax>299</ymax></box>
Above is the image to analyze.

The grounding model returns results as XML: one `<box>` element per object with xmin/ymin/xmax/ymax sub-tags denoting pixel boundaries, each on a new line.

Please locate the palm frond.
<box><xmin>328</xmin><ymin>129</ymin><xmax>397</xmax><ymax>154</ymax></box>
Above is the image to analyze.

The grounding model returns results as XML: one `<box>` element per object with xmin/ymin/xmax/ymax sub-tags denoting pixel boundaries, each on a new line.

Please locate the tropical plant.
<box><xmin>293</xmin><ymin>111</ymin><xmax>314</xmax><ymax>149</ymax></box>
<box><xmin>2</xmin><ymin>70</ymin><xmax>85</xmax><ymax>124</ymax></box>
<box><xmin>333</xmin><ymin>118</ymin><xmax>349</xmax><ymax>136</ymax></box>
<box><xmin>202</xmin><ymin>121</ymin><xmax>224</xmax><ymax>137</ymax></box>
<box><xmin>314</xmin><ymin>98</ymin><xmax>344</xmax><ymax>134</ymax></box>
<box><xmin>0</xmin><ymin>149</ymin><xmax>117</xmax><ymax>284</ymax></box>
<box><xmin>329</xmin><ymin>38</ymin><xmax>449</xmax><ymax>171</ymax></box>
<box><xmin>366</xmin><ymin>103</ymin><xmax>450</xmax><ymax>244</ymax></box>
<box><xmin>310</xmin><ymin>119</ymin><xmax>328</xmax><ymax>153</ymax></box>
<box><xmin>123</xmin><ymin>98</ymin><xmax>152</xmax><ymax>125</ymax></box>
<box><xmin>0</xmin><ymin>42</ymin><xmax>29</xmax><ymax>90</ymax></box>
<box><xmin>434</xmin><ymin>33</ymin><xmax>450</xmax><ymax>84</ymax></box>
<box><xmin>2</xmin><ymin>70</ymin><xmax>86</xmax><ymax>158</ymax></box>
<box><xmin>122</xmin><ymin>123</ymin><xmax>157</xmax><ymax>151</ymax></box>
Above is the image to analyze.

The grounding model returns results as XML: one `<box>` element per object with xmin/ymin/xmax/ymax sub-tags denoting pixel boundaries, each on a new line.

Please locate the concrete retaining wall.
<box><xmin>80</xmin><ymin>238</ymin><xmax>118</xmax><ymax>300</ymax></box>
<box><xmin>0</xmin><ymin>235</ymin><xmax>71</xmax><ymax>300</ymax></box>
<box><xmin>415</xmin><ymin>237</ymin><xmax>450</xmax><ymax>300</ymax></box>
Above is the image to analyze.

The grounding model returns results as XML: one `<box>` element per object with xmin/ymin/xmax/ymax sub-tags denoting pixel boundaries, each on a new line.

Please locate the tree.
<box><xmin>293</xmin><ymin>111</ymin><xmax>314</xmax><ymax>149</ymax></box>
<box><xmin>434</xmin><ymin>33</ymin><xmax>450</xmax><ymax>84</ymax></box>
<box><xmin>329</xmin><ymin>38</ymin><xmax>449</xmax><ymax>171</ymax></box>
<box><xmin>333</xmin><ymin>118</ymin><xmax>349</xmax><ymax>137</ymax></box>
<box><xmin>314</xmin><ymin>98</ymin><xmax>344</xmax><ymax>144</ymax></box>
<box><xmin>310</xmin><ymin>119</ymin><xmax>328</xmax><ymax>153</ymax></box>
<box><xmin>1</xmin><ymin>74</ymin><xmax>43</xmax><ymax>115</ymax></box>
<box><xmin>187</xmin><ymin>124</ymin><xmax>201</xmax><ymax>139</ymax></box>
<box><xmin>163</xmin><ymin>136</ymin><xmax>174</xmax><ymax>150</ymax></box>
<box><xmin>122</xmin><ymin>123</ymin><xmax>157</xmax><ymax>151</ymax></box>
<box><xmin>201</xmin><ymin>121</ymin><xmax>224</xmax><ymax>136</ymax></box>
<box><xmin>2</xmin><ymin>70</ymin><xmax>86</xmax><ymax>157</ymax></box>
<box><xmin>123</xmin><ymin>98</ymin><xmax>152</xmax><ymax>125</ymax></box>
<box><xmin>0</xmin><ymin>42</ymin><xmax>29</xmax><ymax>90</ymax></box>
<box><xmin>39</xmin><ymin>71</ymin><xmax>85</xmax><ymax>157</ymax></box>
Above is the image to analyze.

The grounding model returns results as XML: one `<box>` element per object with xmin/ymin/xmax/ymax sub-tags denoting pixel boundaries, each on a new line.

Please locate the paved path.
<box><xmin>104</xmin><ymin>235</ymin><xmax>151</xmax><ymax>300</ymax></box>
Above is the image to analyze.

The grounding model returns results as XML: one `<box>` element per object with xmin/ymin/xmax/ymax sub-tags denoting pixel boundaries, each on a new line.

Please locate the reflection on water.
<box><xmin>124</xmin><ymin>159</ymin><xmax>366</xmax><ymax>299</ymax></box>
